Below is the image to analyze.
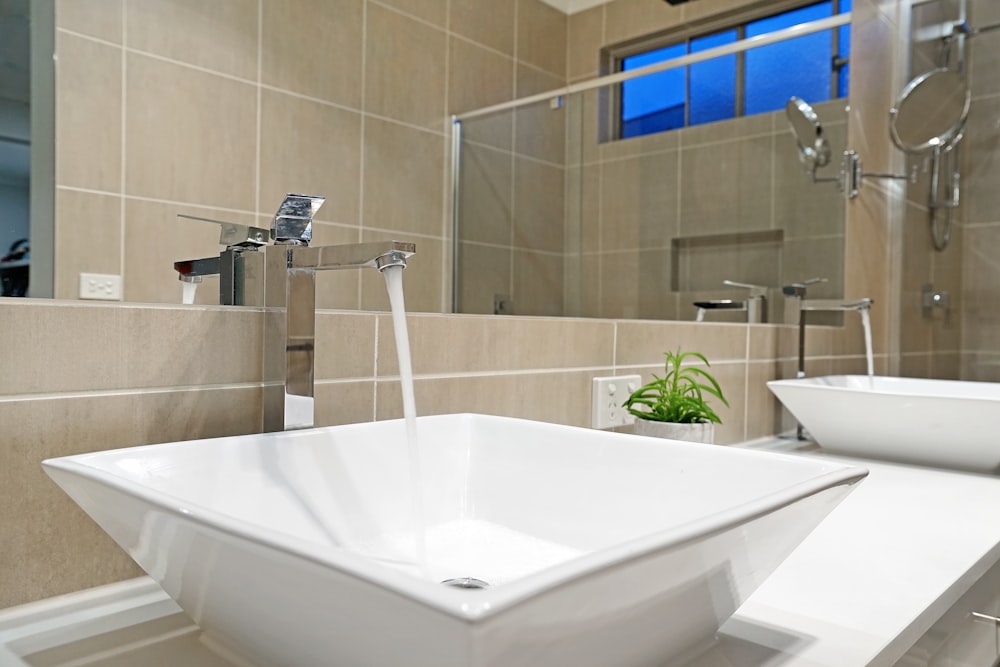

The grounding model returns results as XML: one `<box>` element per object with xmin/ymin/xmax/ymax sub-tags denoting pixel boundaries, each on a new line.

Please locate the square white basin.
<box><xmin>769</xmin><ymin>375</ymin><xmax>1000</xmax><ymax>473</ymax></box>
<box><xmin>43</xmin><ymin>414</ymin><xmax>865</xmax><ymax>667</ymax></box>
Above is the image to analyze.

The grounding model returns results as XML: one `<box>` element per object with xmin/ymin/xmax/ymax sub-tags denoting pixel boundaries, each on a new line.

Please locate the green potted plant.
<box><xmin>623</xmin><ymin>348</ymin><xmax>729</xmax><ymax>443</ymax></box>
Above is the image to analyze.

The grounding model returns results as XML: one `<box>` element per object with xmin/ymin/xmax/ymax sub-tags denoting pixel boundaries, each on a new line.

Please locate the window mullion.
<box><xmin>735</xmin><ymin>25</ymin><xmax>746</xmax><ymax>118</ymax></box>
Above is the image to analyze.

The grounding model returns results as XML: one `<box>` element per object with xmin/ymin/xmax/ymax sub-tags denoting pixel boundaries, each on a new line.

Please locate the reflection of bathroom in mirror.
<box><xmin>0</xmin><ymin>1</ymin><xmax>30</xmax><ymax>297</ymax></box>
<box><xmin>453</xmin><ymin>1</ymin><xmax>851</xmax><ymax>322</ymax></box>
<box><xmin>897</xmin><ymin>0</ymin><xmax>1000</xmax><ymax>381</ymax></box>
<box><xmin>31</xmin><ymin>0</ymin><xmax>850</xmax><ymax>317</ymax></box>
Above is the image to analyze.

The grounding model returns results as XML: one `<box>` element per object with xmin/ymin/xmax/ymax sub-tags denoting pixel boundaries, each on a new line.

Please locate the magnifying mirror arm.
<box><xmin>843</xmin><ymin>150</ymin><xmax>916</xmax><ymax>199</ymax></box>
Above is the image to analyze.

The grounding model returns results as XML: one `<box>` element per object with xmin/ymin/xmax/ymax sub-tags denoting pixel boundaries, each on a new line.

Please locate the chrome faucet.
<box><xmin>260</xmin><ymin>195</ymin><xmax>415</xmax><ymax>432</ymax></box>
<box><xmin>693</xmin><ymin>280</ymin><xmax>768</xmax><ymax>323</ymax></box>
<box><xmin>173</xmin><ymin>216</ymin><xmax>270</xmax><ymax>306</ymax></box>
<box><xmin>173</xmin><ymin>194</ymin><xmax>416</xmax><ymax>433</ymax></box>
<box><xmin>783</xmin><ymin>278</ymin><xmax>872</xmax><ymax>439</ymax></box>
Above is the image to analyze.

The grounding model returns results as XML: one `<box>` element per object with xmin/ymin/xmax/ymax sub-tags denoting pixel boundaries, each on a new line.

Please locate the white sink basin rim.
<box><xmin>43</xmin><ymin>414</ymin><xmax>866</xmax><ymax>667</ymax></box>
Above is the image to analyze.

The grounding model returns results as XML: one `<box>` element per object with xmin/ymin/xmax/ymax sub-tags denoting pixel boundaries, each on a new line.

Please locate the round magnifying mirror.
<box><xmin>786</xmin><ymin>96</ymin><xmax>831</xmax><ymax>172</ymax></box>
<box><xmin>890</xmin><ymin>68</ymin><xmax>970</xmax><ymax>154</ymax></box>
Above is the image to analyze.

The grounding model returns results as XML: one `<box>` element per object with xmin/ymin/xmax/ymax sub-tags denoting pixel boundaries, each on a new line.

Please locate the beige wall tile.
<box><xmin>616</xmin><ymin>320</ymin><xmax>748</xmax><ymax>366</ymax></box>
<box><xmin>376</xmin><ymin>371</ymin><xmax>597</xmax><ymax>427</ymax></box>
<box><xmin>604</xmin><ymin>0</ymin><xmax>684</xmax><ymax>47</ymax></box>
<box><xmin>54</xmin><ymin>189</ymin><xmax>122</xmax><ymax>300</ymax></box>
<box><xmin>56</xmin><ymin>32</ymin><xmax>122</xmax><ymax>193</ymax></box>
<box><xmin>450</xmin><ymin>0</ymin><xmax>516</xmax><ymax>57</ymax></box>
<box><xmin>457</xmin><ymin>242</ymin><xmax>511</xmax><ymax>314</ymax></box>
<box><xmin>261</xmin><ymin>0</ymin><xmax>363</xmax><ymax>109</ymax></box>
<box><xmin>517</xmin><ymin>0</ymin><xmax>567</xmax><ymax>78</ymax></box>
<box><xmin>745</xmin><ymin>359</ymin><xmax>785</xmax><ymax>440</ymax></box>
<box><xmin>458</xmin><ymin>144</ymin><xmax>513</xmax><ymax>247</ymax></box>
<box><xmin>0</xmin><ymin>385</ymin><xmax>263</xmax><ymax>607</ymax></box>
<box><xmin>259</xmin><ymin>89</ymin><xmax>362</xmax><ymax>226</ymax></box>
<box><xmin>568</xmin><ymin>5</ymin><xmax>604</xmax><ymax>82</ymax></box>
<box><xmin>363</xmin><ymin>118</ymin><xmax>444</xmax><ymax>238</ymax></box>
<box><xmin>448</xmin><ymin>37</ymin><xmax>515</xmax><ymax>118</ymax></box>
<box><xmin>512</xmin><ymin>249</ymin><xmax>564</xmax><ymax>316</ymax></box>
<box><xmin>597</xmin><ymin>250</ymin><xmax>640</xmax><ymax>319</ymax></box>
<box><xmin>376</xmin><ymin>0</ymin><xmax>447</xmax><ymax>27</ymax></box>
<box><xmin>679</xmin><ymin>136</ymin><xmax>773</xmax><ymax>237</ymax></box>
<box><xmin>119</xmin><ymin>305</ymin><xmax>263</xmax><ymax>388</ymax></box>
<box><xmin>125</xmin><ymin>53</ymin><xmax>256</xmax><ymax>211</ymax></box>
<box><xmin>637</xmin><ymin>248</ymin><xmax>676</xmax><ymax>320</ymax></box>
<box><xmin>0</xmin><ymin>300</ymin><xmax>124</xmax><ymax>395</ymax></box>
<box><xmin>376</xmin><ymin>313</ymin><xmax>614</xmax><ymax>376</ymax></box>
<box><xmin>314</xmin><ymin>380</ymin><xmax>377</xmax><ymax>426</ymax></box>
<box><xmin>56</xmin><ymin>0</ymin><xmax>123</xmax><ymax>43</ymax></box>
<box><xmin>0</xmin><ymin>394</ymin><xmax>142</xmax><ymax>609</ymax></box>
<box><xmin>314</xmin><ymin>312</ymin><xmax>377</xmax><ymax>380</ymax></box>
<box><xmin>515</xmin><ymin>68</ymin><xmax>566</xmax><ymax>164</ymax></box>
<box><xmin>365</xmin><ymin>4</ymin><xmax>447</xmax><ymax>129</ymax></box>
<box><xmin>125</xmin><ymin>0</ymin><xmax>258</xmax><ymax>80</ymax></box>
<box><xmin>961</xmin><ymin>95</ymin><xmax>1000</xmax><ymax>225</ymax></box>
<box><xmin>513</xmin><ymin>157</ymin><xmax>564</xmax><ymax>253</ymax></box>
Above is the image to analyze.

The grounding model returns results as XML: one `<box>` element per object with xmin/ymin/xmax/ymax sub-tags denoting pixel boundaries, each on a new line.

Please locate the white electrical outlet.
<box><xmin>591</xmin><ymin>374</ymin><xmax>642</xmax><ymax>430</ymax></box>
<box><xmin>79</xmin><ymin>273</ymin><xmax>123</xmax><ymax>301</ymax></box>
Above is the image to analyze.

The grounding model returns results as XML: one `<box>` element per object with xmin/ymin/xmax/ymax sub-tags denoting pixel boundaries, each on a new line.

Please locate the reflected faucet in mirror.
<box><xmin>694</xmin><ymin>280</ymin><xmax>768</xmax><ymax>324</ymax></box>
<box><xmin>173</xmin><ymin>216</ymin><xmax>271</xmax><ymax>305</ymax></box>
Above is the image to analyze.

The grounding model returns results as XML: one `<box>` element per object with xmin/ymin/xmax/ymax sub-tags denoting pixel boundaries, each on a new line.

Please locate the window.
<box><xmin>618</xmin><ymin>0</ymin><xmax>851</xmax><ymax>139</ymax></box>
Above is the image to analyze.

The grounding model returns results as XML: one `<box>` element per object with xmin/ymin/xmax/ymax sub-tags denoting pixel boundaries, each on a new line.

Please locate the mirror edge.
<box><xmin>29</xmin><ymin>0</ymin><xmax>55</xmax><ymax>298</ymax></box>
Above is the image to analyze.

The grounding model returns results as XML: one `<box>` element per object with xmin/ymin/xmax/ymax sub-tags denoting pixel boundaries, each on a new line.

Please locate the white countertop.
<box><xmin>698</xmin><ymin>444</ymin><xmax>1000</xmax><ymax>666</ymax></box>
<box><xmin>4</xmin><ymin>444</ymin><xmax>1000</xmax><ymax>666</ymax></box>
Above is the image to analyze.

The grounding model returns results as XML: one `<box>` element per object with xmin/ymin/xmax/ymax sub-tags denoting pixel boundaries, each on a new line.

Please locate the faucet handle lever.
<box><xmin>723</xmin><ymin>279</ymin><xmax>768</xmax><ymax>298</ymax></box>
<box><xmin>272</xmin><ymin>193</ymin><xmax>326</xmax><ymax>245</ymax></box>
<box><xmin>176</xmin><ymin>214</ymin><xmax>269</xmax><ymax>249</ymax></box>
<box><xmin>782</xmin><ymin>276</ymin><xmax>828</xmax><ymax>298</ymax></box>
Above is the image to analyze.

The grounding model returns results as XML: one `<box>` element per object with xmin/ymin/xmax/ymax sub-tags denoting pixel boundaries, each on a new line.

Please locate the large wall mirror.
<box><xmin>16</xmin><ymin>0</ymin><xmax>849</xmax><ymax>320</ymax></box>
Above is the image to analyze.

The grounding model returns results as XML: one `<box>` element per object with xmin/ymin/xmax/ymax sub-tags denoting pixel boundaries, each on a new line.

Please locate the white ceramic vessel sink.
<box><xmin>769</xmin><ymin>375</ymin><xmax>1000</xmax><ymax>473</ymax></box>
<box><xmin>44</xmin><ymin>414</ymin><xmax>865</xmax><ymax>667</ymax></box>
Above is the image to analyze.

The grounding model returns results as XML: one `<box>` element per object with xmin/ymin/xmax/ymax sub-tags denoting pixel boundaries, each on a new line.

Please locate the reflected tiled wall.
<box><xmin>565</xmin><ymin>0</ymin><xmax>846</xmax><ymax>322</ymax></box>
<box><xmin>0</xmin><ymin>299</ymin><xmax>871</xmax><ymax>609</ymax></box>
<box><xmin>959</xmin><ymin>0</ymin><xmax>1000</xmax><ymax>380</ymax></box>
<box><xmin>898</xmin><ymin>0</ymin><xmax>964</xmax><ymax>379</ymax></box>
<box><xmin>54</xmin><ymin>0</ymin><xmax>566</xmax><ymax>312</ymax></box>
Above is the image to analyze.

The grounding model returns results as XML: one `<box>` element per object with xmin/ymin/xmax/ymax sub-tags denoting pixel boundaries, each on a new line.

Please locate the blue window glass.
<box><xmin>618</xmin><ymin>1</ymin><xmax>850</xmax><ymax>139</ymax></box>
<box><xmin>744</xmin><ymin>2</ymin><xmax>833</xmax><ymax>115</ymax></box>
<box><xmin>837</xmin><ymin>0</ymin><xmax>852</xmax><ymax>98</ymax></box>
<box><xmin>621</xmin><ymin>44</ymin><xmax>686</xmax><ymax>138</ymax></box>
<box><xmin>689</xmin><ymin>30</ymin><xmax>738</xmax><ymax>126</ymax></box>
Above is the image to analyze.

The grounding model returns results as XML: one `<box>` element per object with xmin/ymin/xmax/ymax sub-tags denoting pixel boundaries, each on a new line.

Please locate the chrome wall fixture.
<box><xmin>785</xmin><ymin>98</ymin><xmax>914</xmax><ymax>200</ymax></box>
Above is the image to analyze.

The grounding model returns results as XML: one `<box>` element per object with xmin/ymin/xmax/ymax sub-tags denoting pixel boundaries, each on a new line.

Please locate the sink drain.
<box><xmin>441</xmin><ymin>577</ymin><xmax>490</xmax><ymax>589</ymax></box>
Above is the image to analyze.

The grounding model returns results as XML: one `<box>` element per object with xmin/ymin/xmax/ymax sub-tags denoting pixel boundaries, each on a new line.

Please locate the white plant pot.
<box><xmin>632</xmin><ymin>419</ymin><xmax>715</xmax><ymax>444</ymax></box>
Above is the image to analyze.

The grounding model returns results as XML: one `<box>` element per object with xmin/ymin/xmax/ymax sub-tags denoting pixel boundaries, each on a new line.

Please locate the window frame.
<box><xmin>602</xmin><ymin>0</ymin><xmax>850</xmax><ymax>141</ymax></box>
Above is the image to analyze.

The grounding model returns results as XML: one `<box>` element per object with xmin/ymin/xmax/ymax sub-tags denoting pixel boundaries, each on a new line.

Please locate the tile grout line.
<box><xmin>358</xmin><ymin>0</ymin><xmax>370</xmax><ymax>312</ymax></box>
<box><xmin>119</xmin><ymin>1</ymin><xmax>128</xmax><ymax>296</ymax></box>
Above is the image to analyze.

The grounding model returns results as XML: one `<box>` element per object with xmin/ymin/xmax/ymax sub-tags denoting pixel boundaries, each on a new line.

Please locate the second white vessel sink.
<box><xmin>769</xmin><ymin>375</ymin><xmax>1000</xmax><ymax>473</ymax></box>
<box><xmin>43</xmin><ymin>414</ymin><xmax>866</xmax><ymax>667</ymax></box>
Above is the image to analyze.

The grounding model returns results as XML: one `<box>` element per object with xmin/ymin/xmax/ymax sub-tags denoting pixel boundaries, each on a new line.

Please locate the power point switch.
<box><xmin>591</xmin><ymin>374</ymin><xmax>642</xmax><ymax>430</ymax></box>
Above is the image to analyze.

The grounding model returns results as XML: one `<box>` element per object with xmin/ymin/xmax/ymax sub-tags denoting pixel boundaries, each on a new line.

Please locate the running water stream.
<box><xmin>860</xmin><ymin>307</ymin><xmax>874</xmax><ymax>380</ymax></box>
<box><xmin>382</xmin><ymin>266</ymin><xmax>427</xmax><ymax>572</ymax></box>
